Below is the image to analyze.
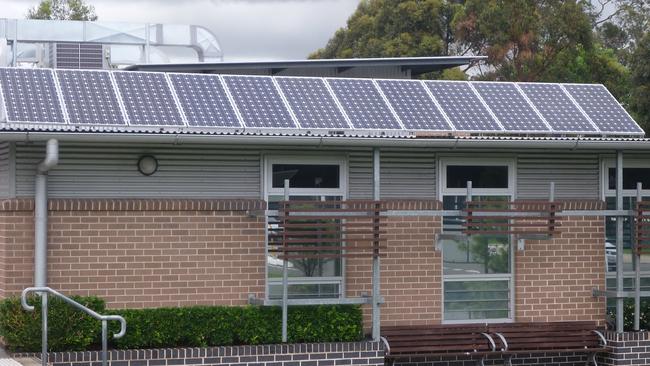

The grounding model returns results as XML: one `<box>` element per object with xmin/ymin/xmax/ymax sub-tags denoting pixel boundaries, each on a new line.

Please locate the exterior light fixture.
<box><xmin>137</xmin><ymin>155</ymin><xmax>158</xmax><ymax>176</ymax></box>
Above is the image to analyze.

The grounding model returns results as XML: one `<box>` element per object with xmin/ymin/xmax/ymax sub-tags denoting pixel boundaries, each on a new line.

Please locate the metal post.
<box><xmin>41</xmin><ymin>292</ymin><xmax>47</xmax><ymax>366</ymax></box>
<box><xmin>281</xmin><ymin>179</ymin><xmax>290</xmax><ymax>343</ymax></box>
<box><xmin>466</xmin><ymin>181</ymin><xmax>473</xmax><ymax>202</ymax></box>
<box><xmin>549</xmin><ymin>182</ymin><xmax>555</xmax><ymax>202</ymax></box>
<box><xmin>372</xmin><ymin>147</ymin><xmax>381</xmax><ymax>342</ymax></box>
<box><xmin>102</xmin><ymin>319</ymin><xmax>108</xmax><ymax>366</ymax></box>
<box><xmin>616</xmin><ymin>151</ymin><xmax>624</xmax><ymax>333</ymax></box>
<box><xmin>635</xmin><ymin>182</ymin><xmax>642</xmax><ymax>331</ymax></box>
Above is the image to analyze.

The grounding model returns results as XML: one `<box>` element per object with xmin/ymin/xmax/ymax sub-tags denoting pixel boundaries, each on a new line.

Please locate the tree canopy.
<box><xmin>27</xmin><ymin>0</ymin><xmax>98</xmax><ymax>21</ymax></box>
<box><xmin>310</xmin><ymin>0</ymin><xmax>650</xmax><ymax>132</ymax></box>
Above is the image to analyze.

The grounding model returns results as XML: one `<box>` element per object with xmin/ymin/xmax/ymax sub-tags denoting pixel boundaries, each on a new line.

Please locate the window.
<box><xmin>603</xmin><ymin>161</ymin><xmax>650</xmax><ymax>295</ymax></box>
<box><xmin>265</xmin><ymin>156</ymin><xmax>347</xmax><ymax>299</ymax></box>
<box><xmin>440</xmin><ymin>159</ymin><xmax>514</xmax><ymax>322</ymax></box>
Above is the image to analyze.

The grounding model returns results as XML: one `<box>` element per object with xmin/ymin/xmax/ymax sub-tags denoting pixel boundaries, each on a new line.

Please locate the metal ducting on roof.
<box><xmin>0</xmin><ymin>18</ymin><xmax>223</xmax><ymax>67</ymax></box>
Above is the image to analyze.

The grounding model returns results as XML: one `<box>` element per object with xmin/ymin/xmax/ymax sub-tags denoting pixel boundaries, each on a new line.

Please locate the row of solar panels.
<box><xmin>0</xmin><ymin>67</ymin><xmax>643</xmax><ymax>135</ymax></box>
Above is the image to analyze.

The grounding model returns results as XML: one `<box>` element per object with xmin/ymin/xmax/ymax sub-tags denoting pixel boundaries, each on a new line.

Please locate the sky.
<box><xmin>1</xmin><ymin>0</ymin><xmax>362</xmax><ymax>61</ymax></box>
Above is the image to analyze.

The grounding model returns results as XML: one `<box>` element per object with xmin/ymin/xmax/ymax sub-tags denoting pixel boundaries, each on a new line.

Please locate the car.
<box><xmin>606</xmin><ymin>242</ymin><xmax>616</xmax><ymax>271</ymax></box>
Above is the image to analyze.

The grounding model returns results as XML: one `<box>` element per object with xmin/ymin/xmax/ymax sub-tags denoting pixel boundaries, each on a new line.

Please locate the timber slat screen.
<box><xmin>463</xmin><ymin>201</ymin><xmax>562</xmax><ymax>237</ymax></box>
<box><xmin>635</xmin><ymin>201</ymin><xmax>650</xmax><ymax>254</ymax></box>
<box><xmin>268</xmin><ymin>200</ymin><xmax>386</xmax><ymax>261</ymax></box>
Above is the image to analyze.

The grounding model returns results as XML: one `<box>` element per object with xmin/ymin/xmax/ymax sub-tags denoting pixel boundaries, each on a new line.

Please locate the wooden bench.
<box><xmin>381</xmin><ymin>321</ymin><xmax>607</xmax><ymax>366</ymax></box>
<box><xmin>488</xmin><ymin>321</ymin><xmax>607</xmax><ymax>366</ymax></box>
<box><xmin>381</xmin><ymin>324</ymin><xmax>497</xmax><ymax>366</ymax></box>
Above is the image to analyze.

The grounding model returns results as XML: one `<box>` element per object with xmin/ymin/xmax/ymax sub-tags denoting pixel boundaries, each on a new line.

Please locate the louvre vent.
<box><xmin>50</xmin><ymin>43</ymin><xmax>104</xmax><ymax>70</ymax></box>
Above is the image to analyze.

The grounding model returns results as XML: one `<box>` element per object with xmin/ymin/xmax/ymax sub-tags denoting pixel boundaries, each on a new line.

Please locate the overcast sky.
<box><xmin>2</xmin><ymin>0</ymin><xmax>362</xmax><ymax>61</ymax></box>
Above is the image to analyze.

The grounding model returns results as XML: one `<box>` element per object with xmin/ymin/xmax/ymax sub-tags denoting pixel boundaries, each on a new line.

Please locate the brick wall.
<box><xmin>0</xmin><ymin>199</ymin><xmax>266</xmax><ymax>308</ymax></box>
<box><xmin>515</xmin><ymin>201</ymin><xmax>606</xmax><ymax>323</ymax></box>
<box><xmin>598</xmin><ymin>331</ymin><xmax>650</xmax><ymax>366</ymax></box>
<box><xmin>14</xmin><ymin>342</ymin><xmax>384</xmax><ymax>366</ymax></box>
<box><xmin>347</xmin><ymin>200</ymin><xmax>442</xmax><ymax>328</ymax></box>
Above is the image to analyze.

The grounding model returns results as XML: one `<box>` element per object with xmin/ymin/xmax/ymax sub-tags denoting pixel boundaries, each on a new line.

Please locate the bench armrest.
<box><xmin>492</xmin><ymin>332</ymin><xmax>509</xmax><ymax>351</ymax></box>
<box><xmin>592</xmin><ymin>330</ymin><xmax>607</xmax><ymax>347</ymax></box>
<box><xmin>380</xmin><ymin>336</ymin><xmax>391</xmax><ymax>356</ymax></box>
<box><xmin>480</xmin><ymin>332</ymin><xmax>497</xmax><ymax>352</ymax></box>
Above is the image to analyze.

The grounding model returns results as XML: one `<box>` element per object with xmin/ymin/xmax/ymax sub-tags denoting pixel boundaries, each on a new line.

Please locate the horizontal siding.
<box><xmin>517</xmin><ymin>154</ymin><xmax>600</xmax><ymax>199</ymax></box>
<box><xmin>0</xmin><ymin>142</ymin><xmax>13</xmax><ymax>197</ymax></box>
<box><xmin>381</xmin><ymin>149</ymin><xmax>436</xmax><ymax>199</ymax></box>
<box><xmin>348</xmin><ymin>150</ymin><xmax>373</xmax><ymax>199</ymax></box>
<box><xmin>15</xmin><ymin>143</ymin><xmax>261</xmax><ymax>199</ymax></box>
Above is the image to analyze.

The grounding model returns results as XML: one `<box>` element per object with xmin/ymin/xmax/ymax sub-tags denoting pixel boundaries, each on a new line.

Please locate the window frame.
<box><xmin>263</xmin><ymin>155</ymin><xmax>348</xmax><ymax>301</ymax></box>
<box><xmin>438</xmin><ymin>156</ymin><xmax>516</xmax><ymax>324</ymax></box>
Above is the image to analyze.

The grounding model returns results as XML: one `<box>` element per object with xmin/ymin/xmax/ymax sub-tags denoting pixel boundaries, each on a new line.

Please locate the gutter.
<box><xmin>34</xmin><ymin>139</ymin><xmax>58</xmax><ymax>287</ymax></box>
<box><xmin>1</xmin><ymin>132</ymin><xmax>649</xmax><ymax>150</ymax></box>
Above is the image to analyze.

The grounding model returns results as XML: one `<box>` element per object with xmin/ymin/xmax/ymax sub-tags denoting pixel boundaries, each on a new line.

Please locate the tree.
<box><xmin>27</xmin><ymin>0</ymin><xmax>98</xmax><ymax>21</ymax></box>
<box><xmin>628</xmin><ymin>32</ymin><xmax>650</xmax><ymax>131</ymax></box>
<box><xmin>309</xmin><ymin>0</ymin><xmax>461</xmax><ymax>59</ymax></box>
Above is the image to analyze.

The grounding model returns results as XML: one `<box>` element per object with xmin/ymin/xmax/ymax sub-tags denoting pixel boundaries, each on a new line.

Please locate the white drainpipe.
<box><xmin>34</xmin><ymin>139</ymin><xmax>58</xmax><ymax>287</ymax></box>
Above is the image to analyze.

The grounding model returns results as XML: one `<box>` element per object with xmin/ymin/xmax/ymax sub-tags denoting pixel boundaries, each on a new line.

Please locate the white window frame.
<box><xmin>263</xmin><ymin>155</ymin><xmax>348</xmax><ymax>300</ymax></box>
<box><xmin>438</xmin><ymin>157</ymin><xmax>516</xmax><ymax>324</ymax></box>
<box><xmin>601</xmin><ymin>157</ymin><xmax>650</xmax><ymax>282</ymax></box>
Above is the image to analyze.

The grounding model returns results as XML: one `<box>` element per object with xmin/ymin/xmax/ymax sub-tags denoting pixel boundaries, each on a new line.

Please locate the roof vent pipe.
<box><xmin>34</xmin><ymin>139</ymin><xmax>58</xmax><ymax>287</ymax></box>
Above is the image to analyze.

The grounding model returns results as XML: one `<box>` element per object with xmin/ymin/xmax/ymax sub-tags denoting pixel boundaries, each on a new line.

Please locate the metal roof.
<box><xmin>123</xmin><ymin>56</ymin><xmax>485</xmax><ymax>77</ymax></box>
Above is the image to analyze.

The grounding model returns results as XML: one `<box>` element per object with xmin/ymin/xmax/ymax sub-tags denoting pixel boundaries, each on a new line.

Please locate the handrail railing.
<box><xmin>21</xmin><ymin>287</ymin><xmax>126</xmax><ymax>366</ymax></box>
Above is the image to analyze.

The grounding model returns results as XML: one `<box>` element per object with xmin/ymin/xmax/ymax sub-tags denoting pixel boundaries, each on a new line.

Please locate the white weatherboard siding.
<box><xmin>15</xmin><ymin>143</ymin><xmax>261</xmax><ymax>198</ymax></box>
<box><xmin>517</xmin><ymin>154</ymin><xmax>600</xmax><ymax>199</ymax></box>
<box><xmin>0</xmin><ymin>142</ymin><xmax>14</xmax><ymax>198</ymax></box>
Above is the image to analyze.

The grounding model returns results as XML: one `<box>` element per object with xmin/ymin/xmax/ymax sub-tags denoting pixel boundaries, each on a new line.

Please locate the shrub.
<box><xmin>608</xmin><ymin>298</ymin><xmax>650</xmax><ymax>331</ymax></box>
<box><xmin>0</xmin><ymin>295</ymin><xmax>106</xmax><ymax>352</ymax></box>
<box><xmin>0</xmin><ymin>296</ymin><xmax>364</xmax><ymax>352</ymax></box>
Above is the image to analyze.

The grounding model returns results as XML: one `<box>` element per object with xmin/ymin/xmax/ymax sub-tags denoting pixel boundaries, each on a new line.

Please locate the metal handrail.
<box><xmin>21</xmin><ymin>287</ymin><xmax>126</xmax><ymax>366</ymax></box>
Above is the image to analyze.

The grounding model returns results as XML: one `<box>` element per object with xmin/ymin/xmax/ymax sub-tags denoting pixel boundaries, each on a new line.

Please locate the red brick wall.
<box><xmin>515</xmin><ymin>202</ymin><xmax>606</xmax><ymax>323</ymax></box>
<box><xmin>0</xmin><ymin>199</ymin><xmax>266</xmax><ymax>308</ymax></box>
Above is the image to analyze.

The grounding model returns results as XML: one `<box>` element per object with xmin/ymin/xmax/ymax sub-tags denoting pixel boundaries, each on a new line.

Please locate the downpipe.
<box><xmin>34</xmin><ymin>139</ymin><xmax>58</xmax><ymax>288</ymax></box>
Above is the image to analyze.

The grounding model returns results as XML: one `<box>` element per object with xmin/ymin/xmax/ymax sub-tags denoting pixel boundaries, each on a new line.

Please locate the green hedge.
<box><xmin>608</xmin><ymin>298</ymin><xmax>650</xmax><ymax>331</ymax></box>
<box><xmin>0</xmin><ymin>296</ymin><xmax>363</xmax><ymax>352</ymax></box>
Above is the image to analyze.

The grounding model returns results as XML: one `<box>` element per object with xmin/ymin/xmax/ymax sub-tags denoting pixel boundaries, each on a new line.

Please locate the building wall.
<box><xmin>517</xmin><ymin>153</ymin><xmax>600</xmax><ymax>199</ymax></box>
<box><xmin>0</xmin><ymin>142</ymin><xmax>13</xmax><ymax>198</ymax></box>
<box><xmin>0</xmin><ymin>199</ymin><xmax>266</xmax><ymax>308</ymax></box>
<box><xmin>515</xmin><ymin>202</ymin><xmax>606</xmax><ymax>323</ymax></box>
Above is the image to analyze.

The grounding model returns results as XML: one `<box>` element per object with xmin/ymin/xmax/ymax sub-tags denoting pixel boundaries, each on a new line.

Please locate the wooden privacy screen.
<box><xmin>635</xmin><ymin>201</ymin><xmax>650</xmax><ymax>254</ymax></box>
<box><xmin>463</xmin><ymin>200</ymin><xmax>562</xmax><ymax>237</ymax></box>
<box><xmin>268</xmin><ymin>200</ymin><xmax>386</xmax><ymax>260</ymax></box>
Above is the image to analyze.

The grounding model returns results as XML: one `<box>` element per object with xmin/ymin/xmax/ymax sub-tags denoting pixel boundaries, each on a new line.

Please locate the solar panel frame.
<box><xmin>55</xmin><ymin>69</ymin><xmax>127</xmax><ymax>126</ymax></box>
<box><xmin>165</xmin><ymin>73</ymin><xmax>190</xmax><ymax>127</ymax></box>
<box><xmin>424</xmin><ymin>80</ymin><xmax>505</xmax><ymax>133</ymax></box>
<box><xmin>325</xmin><ymin>77</ymin><xmax>404</xmax><ymax>131</ymax></box>
<box><xmin>221</xmin><ymin>75</ymin><xmax>298</xmax><ymax>129</ymax></box>
<box><xmin>112</xmin><ymin>70</ymin><xmax>186</xmax><ymax>128</ymax></box>
<box><xmin>562</xmin><ymin>83</ymin><xmax>644</xmax><ymax>136</ymax></box>
<box><xmin>0</xmin><ymin>67</ymin><xmax>68</xmax><ymax>125</ymax></box>
<box><xmin>516</xmin><ymin>82</ymin><xmax>601</xmax><ymax>134</ymax></box>
<box><xmin>271</xmin><ymin>77</ymin><xmax>302</xmax><ymax>129</ymax></box>
<box><xmin>471</xmin><ymin>81</ymin><xmax>552</xmax><ymax>134</ymax></box>
<box><xmin>374</xmin><ymin>78</ymin><xmax>452</xmax><ymax>132</ymax></box>
<box><xmin>167</xmin><ymin>72</ymin><xmax>243</xmax><ymax>130</ymax></box>
<box><xmin>275</xmin><ymin>75</ymin><xmax>353</xmax><ymax>130</ymax></box>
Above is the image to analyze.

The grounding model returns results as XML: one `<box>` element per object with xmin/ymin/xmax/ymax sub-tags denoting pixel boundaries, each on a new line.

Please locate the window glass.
<box><xmin>444</xmin><ymin>280</ymin><xmax>510</xmax><ymax>321</ymax></box>
<box><xmin>272</xmin><ymin>164</ymin><xmax>340</xmax><ymax>189</ymax></box>
<box><xmin>446</xmin><ymin>165</ymin><xmax>508</xmax><ymax>189</ymax></box>
<box><xmin>269</xmin><ymin>283</ymin><xmax>340</xmax><ymax>300</ymax></box>
<box><xmin>608</xmin><ymin>168</ymin><xmax>650</xmax><ymax>190</ymax></box>
<box><xmin>605</xmin><ymin>196</ymin><xmax>650</xmax><ymax>273</ymax></box>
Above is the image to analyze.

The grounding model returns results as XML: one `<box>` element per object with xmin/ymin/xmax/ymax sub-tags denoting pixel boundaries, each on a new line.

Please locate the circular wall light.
<box><xmin>137</xmin><ymin>155</ymin><xmax>158</xmax><ymax>176</ymax></box>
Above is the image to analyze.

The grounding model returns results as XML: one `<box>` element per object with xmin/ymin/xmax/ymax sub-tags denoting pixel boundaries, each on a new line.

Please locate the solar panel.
<box><xmin>112</xmin><ymin>71</ymin><xmax>184</xmax><ymax>126</ymax></box>
<box><xmin>563</xmin><ymin>84</ymin><xmax>643</xmax><ymax>134</ymax></box>
<box><xmin>376</xmin><ymin>79</ymin><xmax>451</xmax><ymax>131</ymax></box>
<box><xmin>472</xmin><ymin>82</ymin><xmax>549</xmax><ymax>132</ymax></box>
<box><xmin>168</xmin><ymin>73</ymin><xmax>241</xmax><ymax>128</ymax></box>
<box><xmin>424</xmin><ymin>81</ymin><xmax>502</xmax><ymax>131</ymax></box>
<box><xmin>222</xmin><ymin>75</ymin><xmax>296</xmax><ymax>129</ymax></box>
<box><xmin>0</xmin><ymin>68</ymin><xmax>65</xmax><ymax>123</ymax></box>
<box><xmin>56</xmin><ymin>70</ymin><xmax>125</xmax><ymax>125</ymax></box>
<box><xmin>326</xmin><ymin>78</ymin><xmax>402</xmax><ymax>130</ymax></box>
<box><xmin>275</xmin><ymin>77</ymin><xmax>349</xmax><ymax>129</ymax></box>
<box><xmin>517</xmin><ymin>83</ymin><xmax>597</xmax><ymax>133</ymax></box>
